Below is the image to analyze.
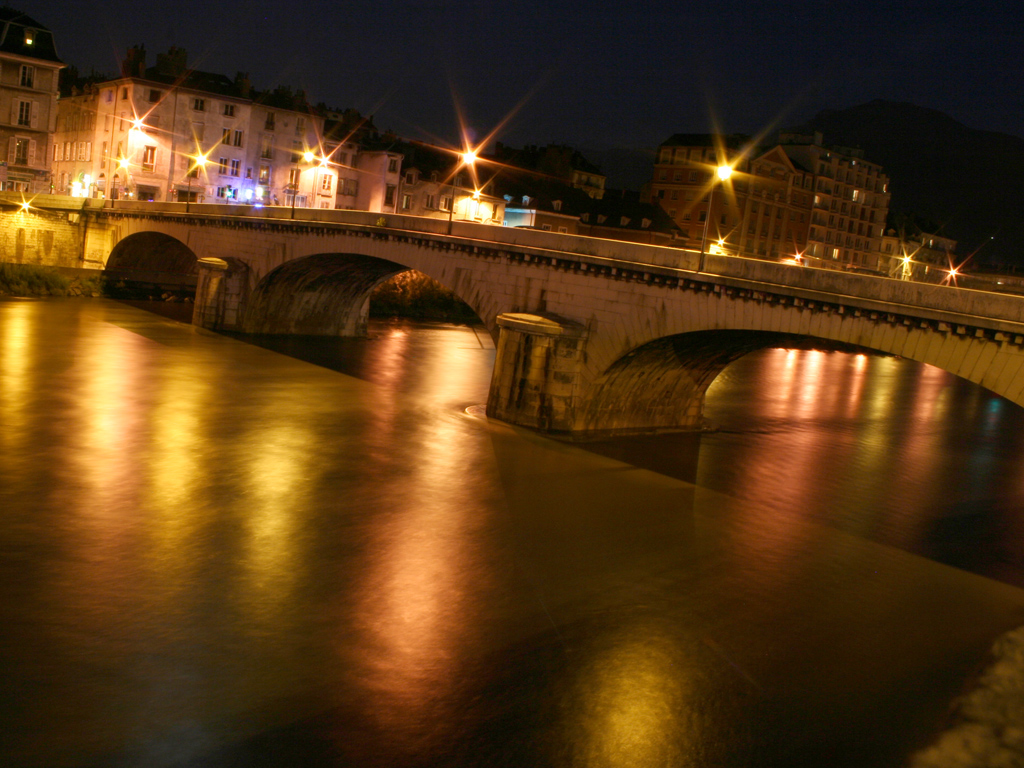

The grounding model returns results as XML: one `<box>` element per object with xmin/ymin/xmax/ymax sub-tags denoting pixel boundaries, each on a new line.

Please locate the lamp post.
<box><xmin>115</xmin><ymin>156</ymin><xmax>131</xmax><ymax>208</ymax></box>
<box><xmin>697</xmin><ymin>163</ymin><xmax>733</xmax><ymax>273</ymax></box>
<box><xmin>447</xmin><ymin>150</ymin><xmax>476</xmax><ymax>235</ymax></box>
<box><xmin>186</xmin><ymin>152</ymin><xmax>207</xmax><ymax>213</ymax></box>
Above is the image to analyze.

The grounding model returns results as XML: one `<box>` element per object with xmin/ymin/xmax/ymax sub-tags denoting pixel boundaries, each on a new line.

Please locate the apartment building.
<box><xmin>650</xmin><ymin>131</ymin><xmax>891</xmax><ymax>272</ymax></box>
<box><xmin>52</xmin><ymin>47</ymin><xmax>325</xmax><ymax>206</ymax></box>
<box><xmin>0</xmin><ymin>8</ymin><xmax>63</xmax><ymax>193</ymax></box>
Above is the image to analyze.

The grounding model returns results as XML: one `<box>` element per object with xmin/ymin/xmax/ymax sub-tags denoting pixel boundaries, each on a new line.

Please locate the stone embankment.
<box><xmin>911</xmin><ymin>626</ymin><xmax>1024</xmax><ymax>767</ymax></box>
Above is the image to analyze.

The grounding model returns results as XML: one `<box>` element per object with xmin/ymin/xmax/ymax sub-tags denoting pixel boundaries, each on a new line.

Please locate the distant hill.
<box><xmin>794</xmin><ymin>100</ymin><xmax>1024</xmax><ymax>267</ymax></box>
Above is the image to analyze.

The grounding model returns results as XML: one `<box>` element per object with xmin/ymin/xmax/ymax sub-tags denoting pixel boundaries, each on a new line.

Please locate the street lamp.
<box><xmin>291</xmin><ymin>151</ymin><xmax>318</xmax><ymax>219</ymax></box>
<box><xmin>697</xmin><ymin>163</ymin><xmax>733</xmax><ymax>273</ymax></box>
<box><xmin>186</xmin><ymin>152</ymin><xmax>208</xmax><ymax>213</ymax></box>
<box><xmin>447</xmin><ymin>149</ymin><xmax>477</xmax><ymax>235</ymax></box>
<box><xmin>114</xmin><ymin>156</ymin><xmax>131</xmax><ymax>207</ymax></box>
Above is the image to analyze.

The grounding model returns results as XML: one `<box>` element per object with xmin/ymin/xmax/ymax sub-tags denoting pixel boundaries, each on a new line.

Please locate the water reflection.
<box><xmin>4</xmin><ymin>301</ymin><xmax>1024</xmax><ymax>768</ymax></box>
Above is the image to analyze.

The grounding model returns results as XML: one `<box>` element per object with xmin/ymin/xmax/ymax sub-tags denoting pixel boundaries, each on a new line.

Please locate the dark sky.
<box><xmin>35</xmin><ymin>0</ymin><xmax>1024</xmax><ymax>162</ymax></box>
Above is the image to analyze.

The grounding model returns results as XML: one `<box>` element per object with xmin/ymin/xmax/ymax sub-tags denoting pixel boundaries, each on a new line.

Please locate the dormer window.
<box><xmin>522</xmin><ymin>195</ymin><xmax>530</xmax><ymax>205</ymax></box>
<box><xmin>580</xmin><ymin>212</ymin><xmax>589</xmax><ymax>222</ymax></box>
<box><xmin>641</xmin><ymin>218</ymin><xmax>651</xmax><ymax>229</ymax></box>
<box><xmin>23</xmin><ymin>28</ymin><xmax>35</xmax><ymax>46</ymax></box>
<box><xmin>552</xmin><ymin>200</ymin><xmax>562</xmax><ymax>211</ymax></box>
<box><xmin>597</xmin><ymin>214</ymin><xmax>607</xmax><ymax>224</ymax></box>
<box><xmin>620</xmin><ymin>216</ymin><xmax>630</xmax><ymax>226</ymax></box>
<box><xmin>405</xmin><ymin>171</ymin><xmax>417</xmax><ymax>184</ymax></box>
<box><xmin>430</xmin><ymin>171</ymin><xmax>438</xmax><ymax>182</ymax></box>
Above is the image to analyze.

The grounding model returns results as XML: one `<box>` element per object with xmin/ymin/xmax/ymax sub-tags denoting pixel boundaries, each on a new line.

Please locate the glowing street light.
<box><xmin>291</xmin><ymin>151</ymin><xmax>319</xmax><ymax>219</ymax></box>
<box><xmin>447</xmin><ymin>150</ymin><xmax>477</xmax><ymax>235</ymax></box>
<box><xmin>186</xmin><ymin>152</ymin><xmax>208</xmax><ymax>213</ymax></box>
<box><xmin>697</xmin><ymin>163</ymin><xmax>733</xmax><ymax>272</ymax></box>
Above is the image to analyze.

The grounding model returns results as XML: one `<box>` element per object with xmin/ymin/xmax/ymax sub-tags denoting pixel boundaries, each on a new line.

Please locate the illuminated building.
<box><xmin>0</xmin><ymin>9</ymin><xmax>64</xmax><ymax>193</ymax></box>
<box><xmin>882</xmin><ymin>228</ymin><xmax>958</xmax><ymax>281</ymax></box>
<box><xmin>378</xmin><ymin>140</ymin><xmax>503</xmax><ymax>224</ymax></box>
<box><xmin>52</xmin><ymin>47</ymin><xmax>323</xmax><ymax>206</ymax></box>
<box><xmin>650</xmin><ymin>131</ymin><xmax>891</xmax><ymax>271</ymax></box>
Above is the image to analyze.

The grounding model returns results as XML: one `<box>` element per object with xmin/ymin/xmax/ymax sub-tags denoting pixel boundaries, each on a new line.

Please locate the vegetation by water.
<box><xmin>370</xmin><ymin>271</ymin><xmax>479</xmax><ymax>322</ymax></box>
<box><xmin>0</xmin><ymin>263</ymin><xmax>106</xmax><ymax>298</ymax></box>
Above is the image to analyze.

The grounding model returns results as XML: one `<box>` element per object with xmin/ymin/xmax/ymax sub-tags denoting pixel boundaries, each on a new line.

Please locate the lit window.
<box><xmin>321</xmin><ymin>174</ymin><xmax>332</xmax><ymax>192</ymax></box>
<box><xmin>23</xmin><ymin>28</ymin><xmax>34</xmax><ymax>46</ymax></box>
<box><xmin>142</xmin><ymin>146</ymin><xmax>156</xmax><ymax>171</ymax></box>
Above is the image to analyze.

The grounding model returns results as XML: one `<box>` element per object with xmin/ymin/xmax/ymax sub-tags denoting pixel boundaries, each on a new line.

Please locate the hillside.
<box><xmin>795</xmin><ymin>100</ymin><xmax>1024</xmax><ymax>267</ymax></box>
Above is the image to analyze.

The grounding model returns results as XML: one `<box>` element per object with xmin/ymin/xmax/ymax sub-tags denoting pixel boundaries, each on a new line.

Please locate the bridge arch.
<box><xmin>577</xmin><ymin>330</ymin><xmax>814</xmax><ymax>432</ymax></box>
<box><xmin>239</xmin><ymin>252</ymin><xmax>488</xmax><ymax>336</ymax></box>
<box><xmin>106</xmin><ymin>231</ymin><xmax>199</xmax><ymax>277</ymax></box>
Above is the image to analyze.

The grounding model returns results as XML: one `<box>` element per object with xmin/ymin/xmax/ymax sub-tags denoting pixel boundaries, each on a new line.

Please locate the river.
<box><xmin>2</xmin><ymin>298</ymin><xmax>1023</xmax><ymax>767</ymax></box>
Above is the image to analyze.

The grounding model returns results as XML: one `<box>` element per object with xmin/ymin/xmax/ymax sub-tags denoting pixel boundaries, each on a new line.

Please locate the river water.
<box><xmin>2</xmin><ymin>298</ymin><xmax>1024</xmax><ymax>767</ymax></box>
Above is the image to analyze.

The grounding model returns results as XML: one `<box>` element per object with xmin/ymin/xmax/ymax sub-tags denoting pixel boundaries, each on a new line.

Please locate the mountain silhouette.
<box><xmin>794</xmin><ymin>100</ymin><xmax>1023</xmax><ymax>267</ymax></box>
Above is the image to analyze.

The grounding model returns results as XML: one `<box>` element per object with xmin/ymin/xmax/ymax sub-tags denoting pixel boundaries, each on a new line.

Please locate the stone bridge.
<box><xmin>8</xmin><ymin>194</ymin><xmax>1024</xmax><ymax>435</ymax></box>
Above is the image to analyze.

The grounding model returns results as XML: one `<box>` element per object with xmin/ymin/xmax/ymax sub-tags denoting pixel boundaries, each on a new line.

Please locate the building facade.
<box><xmin>650</xmin><ymin>131</ymin><xmax>891</xmax><ymax>272</ymax></box>
<box><xmin>0</xmin><ymin>9</ymin><xmax>63</xmax><ymax>193</ymax></box>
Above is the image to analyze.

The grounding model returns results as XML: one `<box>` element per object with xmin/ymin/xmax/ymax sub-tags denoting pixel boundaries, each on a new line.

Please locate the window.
<box><xmin>16</xmin><ymin>100</ymin><xmax>31</xmax><ymax>126</ymax></box>
<box><xmin>342</xmin><ymin>178</ymin><xmax>357</xmax><ymax>196</ymax></box>
<box><xmin>264</xmin><ymin>112</ymin><xmax>275</xmax><ymax>130</ymax></box>
<box><xmin>193</xmin><ymin>98</ymin><xmax>205</xmax><ymax>111</ymax></box>
<box><xmin>321</xmin><ymin>174</ymin><xmax>332</xmax><ymax>192</ymax></box>
<box><xmin>23</xmin><ymin>28</ymin><xmax>35</xmax><ymax>46</ymax></box>
<box><xmin>218</xmin><ymin>157</ymin><xmax>229</xmax><ymax>175</ymax></box>
<box><xmin>222</xmin><ymin>128</ymin><xmax>231</xmax><ymax>144</ymax></box>
<box><xmin>541</xmin><ymin>223</ymin><xmax>552</xmax><ymax>231</ymax></box>
<box><xmin>387</xmin><ymin>158</ymin><xmax>398</xmax><ymax>173</ymax></box>
<box><xmin>258</xmin><ymin>165</ymin><xmax>270</xmax><ymax>183</ymax></box>
<box><xmin>233</xmin><ymin>130</ymin><xmax>243</xmax><ymax>147</ymax></box>
<box><xmin>384</xmin><ymin>184</ymin><xmax>396</xmax><ymax>206</ymax></box>
<box><xmin>424</xmin><ymin>193</ymin><xmax>436</xmax><ymax>208</ymax></box>
<box><xmin>20</xmin><ymin>65</ymin><xmax>33</xmax><ymax>88</ymax></box>
<box><xmin>401</xmin><ymin>193</ymin><xmax>411</xmax><ymax>210</ymax></box>
<box><xmin>336</xmin><ymin>152</ymin><xmax>348</xmax><ymax>166</ymax></box>
<box><xmin>689</xmin><ymin>171</ymin><xmax>698</xmax><ymax>182</ymax></box>
<box><xmin>230</xmin><ymin>159</ymin><xmax>241</xmax><ymax>177</ymax></box>
<box><xmin>405</xmin><ymin>171</ymin><xmax>416</xmax><ymax>184</ymax></box>
<box><xmin>52</xmin><ymin>143</ymin><xmax>58</xmax><ymax>162</ymax></box>
<box><xmin>552</xmin><ymin>200</ymin><xmax>562</xmax><ymax>211</ymax></box>
<box><xmin>698</xmin><ymin>211</ymin><xmax>707</xmax><ymax>222</ymax></box>
<box><xmin>148</xmin><ymin>89</ymin><xmax>161</xmax><ymax>103</ymax></box>
<box><xmin>216</xmin><ymin>186</ymin><xmax>227</xmax><ymax>198</ymax></box>
<box><xmin>245</xmin><ymin>167</ymin><xmax>252</xmax><ymax>179</ymax></box>
<box><xmin>13</xmin><ymin>138</ymin><xmax>30</xmax><ymax>165</ymax></box>
<box><xmin>440</xmin><ymin>195</ymin><xmax>451</xmax><ymax>212</ymax></box>
<box><xmin>260</xmin><ymin>136</ymin><xmax>272</xmax><ymax>160</ymax></box>
<box><xmin>142</xmin><ymin>146</ymin><xmax>156</xmax><ymax>171</ymax></box>
<box><xmin>295</xmin><ymin>117</ymin><xmax>305</xmax><ymax>135</ymax></box>
<box><xmin>558</xmin><ymin>226</ymin><xmax>568</xmax><ymax>234</ymax></box>
<box><xmin>223</xmin><ymin>104</ymin><xmax>235</xmax><ymax>117</ymax></box>
<box><xmin>288</xmin><ymin>168</ymin><xmax>300</xmax><ymax>187</ymax></box>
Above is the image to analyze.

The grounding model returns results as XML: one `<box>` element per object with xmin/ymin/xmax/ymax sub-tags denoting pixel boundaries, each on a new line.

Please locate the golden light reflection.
<box><xmin>350</xmin><ymin>325</ymin><xmax>493</xmax><ymax>746</ymax></box>
<box><xmin>0</xmin><ymin>302</ymin><xmax>32</xmax><ymax>453</ymax></box>
<box><xmin>566</xmin><ymin>624</ymin><xmax>692</xmax><ymax>767</ymax></box>
<box><xmin>143</xmin><ymin>356</ymin><xmax>214</xmax><ymax>568</ymax></box>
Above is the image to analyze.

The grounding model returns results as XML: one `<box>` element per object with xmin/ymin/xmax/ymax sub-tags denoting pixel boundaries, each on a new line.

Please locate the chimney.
<box><xmin>234</xmin><ymin>72</ymin><xmax>251</xmax><ymax>98</ymax></box>
<box><xmin>155</xmin><ymin>47</ymin><xmax>188</xmax><ymax>77</ymax></box>
<box><xmin>120</xmin><ymin>45</ymin><xmax>147</xmax><ymax>78</ymax></box>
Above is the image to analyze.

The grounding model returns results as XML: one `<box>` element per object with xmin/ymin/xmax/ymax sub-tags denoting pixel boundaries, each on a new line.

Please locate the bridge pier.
<box><xmin>486</xmin><ymin>313</ymin><xmax>588</xmax><ymax>433</ymax></box>
<box><xmin>193</xmin><ymin>257</ymin><xmax>248</xmax><ymax>330</ymax></box>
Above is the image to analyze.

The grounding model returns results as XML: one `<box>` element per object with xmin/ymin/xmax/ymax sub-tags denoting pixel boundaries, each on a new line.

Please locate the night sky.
<box><xmin>33</xmin><ymin>0</ymin><xmax>1024</xmax><ymax>184</ymax></box>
